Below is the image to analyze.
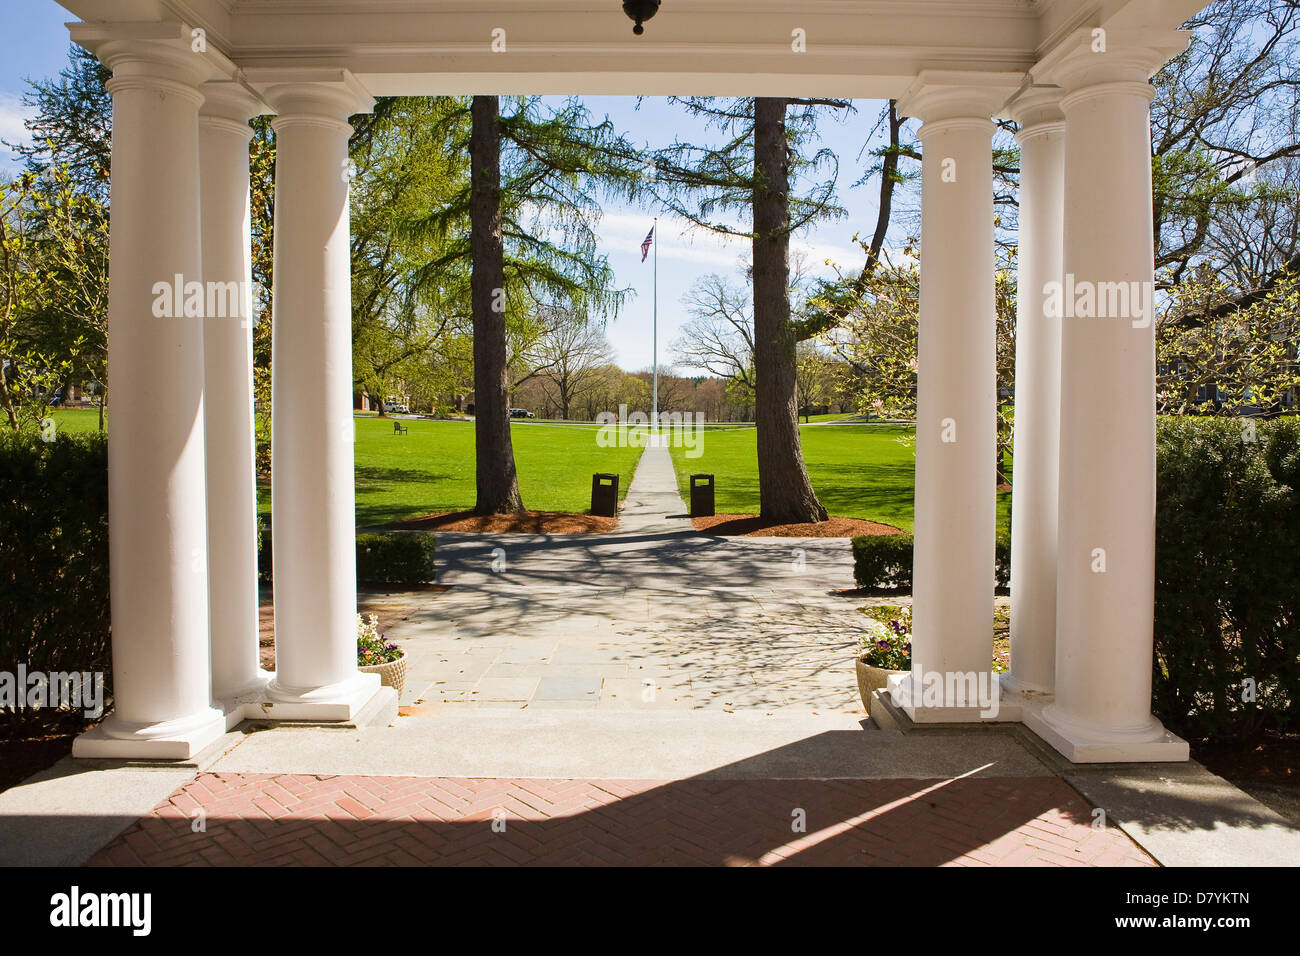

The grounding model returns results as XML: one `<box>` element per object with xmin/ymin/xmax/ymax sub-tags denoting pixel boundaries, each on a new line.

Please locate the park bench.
<box><xmin>393</xmin><ymin>420</ymin><xmax>408</xmax><ymax>435</ymax></box>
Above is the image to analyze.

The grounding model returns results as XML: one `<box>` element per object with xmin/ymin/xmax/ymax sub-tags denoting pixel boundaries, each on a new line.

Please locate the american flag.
<box><xmin>641</xmin><ymin>225</ymin><xmax>654</xmax><ymax>262</ymax></box>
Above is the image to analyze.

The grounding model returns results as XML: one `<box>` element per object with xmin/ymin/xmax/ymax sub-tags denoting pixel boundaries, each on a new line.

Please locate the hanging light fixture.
<box><xmin>623</xmin><ymin>0</ymin><xmax>661</xmax><ymax>35</ymax></box>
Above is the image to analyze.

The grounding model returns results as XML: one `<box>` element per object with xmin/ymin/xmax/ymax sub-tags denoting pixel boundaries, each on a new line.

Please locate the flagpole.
<box><xmin>652</xmin><ymin>217</ymin><xmax>658</xmax><ymax>436</ymax></box>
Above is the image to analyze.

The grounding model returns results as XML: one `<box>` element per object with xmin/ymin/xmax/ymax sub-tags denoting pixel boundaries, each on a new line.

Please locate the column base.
<box><xmin>73</xmin><ymin>673</ymin><xmax>391</xmax><ymax>761</ymax></box>
<box><xmin>887</xmin><ymin>671</ymin><xmax>1021</xmax><ymax>723</ymax></box>
<box><xmin>1022</xmin><ymin>697</ymin><xmax>1189</xmax><ymax>763</ymax></box>
<box><xmin>215</xmin><ymin>670</ymin><xmax>273</xmax><ymax>730</ymax></box>
<box><xmin>257</xmin><ymin>671</ymin><xmax>383</xmax><ymax>722</ymax></box>
<box><xmin>72</xmin><ymin>706</ymin><xmax>227</xmax><ymax>760</ymax></box>
<box><xmin>996</xmin><ymin>670</ymin><xmax>1052</xmax><ymax>696</ymax></box>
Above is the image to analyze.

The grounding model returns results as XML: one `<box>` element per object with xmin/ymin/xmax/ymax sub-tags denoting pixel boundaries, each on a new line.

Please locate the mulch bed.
<box><xmin>384</xmin><ymin>510</ymin><xmax>616</xmax><ymax>534</ymax></box>
<box><xmin>1195</xmin><ymin>731</ymin><xmax>1300</xmax><ymax>787</ymax></box>
<box><xmin>691</xmin><ymin>513</ymin><xmax>904</xmax><ymax>537</ymax></box>
<box><xmin>0</xmin><ymin>712</ymin><xmax>96</xmax><ymax>795</ymax></box>
<box><xmin>1192</xmin><ymin>732</ymin><xmax>1300</xmax><ymax>826</ymax></box>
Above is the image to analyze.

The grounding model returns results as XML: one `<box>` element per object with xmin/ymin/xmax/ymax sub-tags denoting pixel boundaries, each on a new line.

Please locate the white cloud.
<box><xmin>598</xmin><ymin>208</ymin><xmax>862</xmax><ymax>276</ymax></box>
<box><xmin>599</xmin><ymin>209</ymin><xmax>748</xmax><ymax>269</ymax></box>
<box><xmin>0</xmin><ymin>92</ymin><xmax>33</xmax><ymax>172</ymax></box>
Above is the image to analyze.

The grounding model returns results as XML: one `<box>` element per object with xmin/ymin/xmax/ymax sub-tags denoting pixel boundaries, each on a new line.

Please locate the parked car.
<box><xmin>384</xmin><ymin>401</ymin><xmax>409</xmax><ymax>414</ymax></box>
<box><xmin>509</xmin><ymin>408</ymin><xmax>535</xmax><ymax>419</ymax></box>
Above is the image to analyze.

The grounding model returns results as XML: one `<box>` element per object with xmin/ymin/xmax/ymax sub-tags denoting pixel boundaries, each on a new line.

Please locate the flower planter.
<box><xmin>359</xmin><ymin>651</ymin><xmax>407</xmax><ymax>697</ymax></box>
<box><xmin>856</xmin><ymin>656</ymin><xmax>905</xmax><ymax>711</ymax></box>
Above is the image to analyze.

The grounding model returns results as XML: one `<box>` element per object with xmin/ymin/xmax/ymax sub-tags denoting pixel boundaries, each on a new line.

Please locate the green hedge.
<box><xmin>258</xmin><ymin>527</ymin><xmax>436</xmax><ymax>587</ymax></box>
<box><xmin>0</xmin><ymin>431</ymin><xmax>111</xmax><ymax>688</ymax></box>
<box><xmin>1153</xmin><ymin>417</ymin><xmax>1298</xmax><ymax>743</ymax></box>
<box><xmin>851</xmin><ymin>533</ymin><xmax>913</xmax><ymax>589</ymax></box>
<box><xmin>851</xmin><ymin>531</ymin><xmax>1011</xmax><ymax>590</ymax></box>
<box><xmin>355</xmin><ymin>532</ymin><xmax>437</xmax><ymax>587</ymax></box>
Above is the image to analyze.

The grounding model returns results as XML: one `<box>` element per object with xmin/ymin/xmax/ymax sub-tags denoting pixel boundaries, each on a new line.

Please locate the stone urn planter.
<box><xmin>856</xmin><ymin>656</ymin><xmax>905</xmax><ymax>712</ymax></box>
<box><xmin>360</xmin><ymin>651</ymin><xmax>407</xmax><ymax>697</ymax></box>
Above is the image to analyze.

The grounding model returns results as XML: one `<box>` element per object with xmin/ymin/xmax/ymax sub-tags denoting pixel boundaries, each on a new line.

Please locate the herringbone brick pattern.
<box><xmin>88</xmin><ymin>772</ymin><xmax>1156</xmax><ymax>867</ymax></box>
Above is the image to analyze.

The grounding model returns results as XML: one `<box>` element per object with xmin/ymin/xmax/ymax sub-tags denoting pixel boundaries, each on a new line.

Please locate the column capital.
<box><xmin>246</xmin><ymin>69</ymin><xmax>375</xmax><ymax>130</ymax></box>
<box><xmin>898</xmin><ymin>69</ymin><xmax>1023</xmax><ymax>125</ymax></box>
<box><xmin>1031</xmin><ymin>26</ymin><xmax>1190</xmax><ymax>93</ymax></box>
<box><xmin>1006</xmin><ymin>86</ymin><xmax>1065</xmax><ymax>139</ymax></box>
<box><xmin>69</xmin><ymin>19</ymin><xmax>234</xmax><ymax>94</ymax></box>
<box><xmin>200</xmin><ymin>81</ymin><xmax>269</xmax><ymax>133</ymax></box>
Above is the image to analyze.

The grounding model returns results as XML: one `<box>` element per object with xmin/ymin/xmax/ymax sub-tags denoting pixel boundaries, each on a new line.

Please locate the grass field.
<box><xmin>344</xmin><ymin>418</ymin><xmax>647</xmax><ymax>526</ymax></box>
<box><xmin>667</xmin><ymin>422</ymin><xmax>1012</xmax><ymax>534</ymax></box>
<box><xmin>47</xmin><ymin>407</ymin><xmax>103</xmax><ymax>434</ymax></box>
<box><xmin>51</xmin><ymin>410</ymin><xmax>646</xmax><ymax>526</ymax></box>
<box><xmin>52</xmin><ymin>409</ymin><xmax>1013</xmax><ymax>533</ymax></box>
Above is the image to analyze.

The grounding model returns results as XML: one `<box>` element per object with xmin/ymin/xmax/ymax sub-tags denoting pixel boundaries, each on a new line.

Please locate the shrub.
<box><xmin>355</xmin><ymin>532</ymin><xmax>437</xmax><ymax>587</ymax></box>
<box><xmin>0</xmin><ymin>431</ymin><xmax>111</xmax><ymax>695</ymax></box>
<box><xmin>852</xmin><ymin>533</ymin><xmax>913</xmax><ymax>589</ymax></box>
<box><xmin>852</xmin><ymin>531</ymin><xmax>1011</xmax><ymax>590</ymax></box>
<box><xmin>994</xmin><ymin>532</ymin><xmax>1012</xmax><ymax>589</ymax></box>
<box><xmin>259</xmin><ymin>527</ymin><xmax>436</xmax><ymax>588</ymax></box>
<box><xmin>1152</xmin><ymin>417</ymin><xmax>1299</xmax><ymax>743</ymax></box>
<box><xmin>257</xmin><ymin>522</ymin><xmax>271</xmax><ymax>583</ymax></box>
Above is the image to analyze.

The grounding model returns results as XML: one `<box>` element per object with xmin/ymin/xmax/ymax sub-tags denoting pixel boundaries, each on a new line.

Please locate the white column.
<box><xmin>889</xmin><ymin>76</ymin><xmax>1017</xmax><ymax>721</ymax></box>
<box><xmin>1024</xmin><ymin>37</ymin><xmax>1189</xmax><ymax>761</ymax></box>
<box><xmin>1004</xmin><ymin>91</ymin><xmax>1065</xmax><ymax>696</ymax></box>
<box><xmin>72</xmin><ymin>39</ymin><xmax>225</xmax><ymax>759</ymax></box>
<box><xmin>260</xmin><ymin>77</ymin><xmax>381</xmax><ymax>719</ymax></box>
<box><xmin>200</xmin><ymin>83</ymin><xmax>269</xmax><ymax>709</ymax></box>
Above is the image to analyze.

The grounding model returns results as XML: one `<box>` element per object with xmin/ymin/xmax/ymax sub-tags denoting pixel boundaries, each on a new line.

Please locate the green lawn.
<box><xmin>801</xmin><ymin>412</ymin><xmax>859</xmax><ymax>423</ymax></box>
<box><xmin>321</xmin><ymin>418</ymin><xmax>644</xmax><ymax>527</ymax></box>
<box><xmin>667</xmin><ymin>422</ymin><xmax>1012</xmax><ymax>534</ymax></box>
<box><xmin>53</xmin><ymin>409</ymin><xmax>1013</xmax><ymax>534</ymax></box>
<box><xmin>48</xmin><ymin>407</ymin><xmax>104</xmax><ymax>434</ymax></box>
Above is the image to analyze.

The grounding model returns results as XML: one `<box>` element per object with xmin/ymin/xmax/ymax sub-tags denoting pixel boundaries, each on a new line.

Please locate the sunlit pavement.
<box><xmin>88</xmin><ymin>772</ymin><xmax>1155</xmax><ymax>867</ymax></box>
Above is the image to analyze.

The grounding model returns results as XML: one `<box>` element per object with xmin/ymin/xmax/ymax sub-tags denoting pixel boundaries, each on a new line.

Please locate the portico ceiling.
<box><xmin>59</xmin><ymin>0</ymin><xmax>1206</xmax><ymax>99</ymax></box>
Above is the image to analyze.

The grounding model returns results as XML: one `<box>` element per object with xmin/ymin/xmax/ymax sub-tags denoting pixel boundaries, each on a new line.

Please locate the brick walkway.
<box><xmin>89</xmin><ymin>772</ymin><xmax>1156</xmax><ymax>867</ymax></box>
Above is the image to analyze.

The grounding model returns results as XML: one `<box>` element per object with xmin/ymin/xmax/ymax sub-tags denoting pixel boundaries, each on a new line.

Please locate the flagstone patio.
<box><xmin>377</xmin><ymin>445</ymin><xmax>866</xmax><ymax>713</ymax></box>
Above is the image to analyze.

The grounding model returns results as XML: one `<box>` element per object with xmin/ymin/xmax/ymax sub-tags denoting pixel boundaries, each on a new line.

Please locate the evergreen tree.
<box><xmin>650</xmin><ymin>96</ymin><xmax>848</xmax><ymax>523</ymax></box>
<box><xmin>406</xmin><ymin>95</ymin><xmax>646</xmax><ymax>514</ymax></box>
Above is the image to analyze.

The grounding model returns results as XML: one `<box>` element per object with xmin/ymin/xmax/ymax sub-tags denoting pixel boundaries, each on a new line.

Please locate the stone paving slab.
<box><xmin>391</xmin><ymin>583</ymin><xmax>869</xmax><ymax>712</ymax></box>
<box><xmin>86</xmin><ymin>771</ymin><xmax>1157</xmax><ymax>867</ymax></box>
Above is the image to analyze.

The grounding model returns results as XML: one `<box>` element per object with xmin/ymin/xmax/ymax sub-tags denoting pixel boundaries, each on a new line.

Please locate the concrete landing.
<box><xmin>208</xmin><ymin>710</ymin><xmax>1053</xmax><ymax>780</ymax></box>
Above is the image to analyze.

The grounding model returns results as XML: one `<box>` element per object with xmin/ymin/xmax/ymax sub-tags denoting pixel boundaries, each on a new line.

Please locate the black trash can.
<box><xmin>690</xmin><ymin>473</ymin><xmax>715</xmax><ymax>517</ymax></box>
<box><xmin>591</xmin><ymin>473</ymin><xmax>619</xmax><ymax>517</ymax></box>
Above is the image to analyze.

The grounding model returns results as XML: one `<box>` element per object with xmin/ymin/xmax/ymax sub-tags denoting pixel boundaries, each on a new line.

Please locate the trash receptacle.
<box><xmin>690</xmin><ymin>473</ymin><xmax>715</xmax><ymax>517</ymax></box>
<box><xmin>591</xmin><ymin>473</ymin><xmax>619</xmax><ymax>517</ymax></box>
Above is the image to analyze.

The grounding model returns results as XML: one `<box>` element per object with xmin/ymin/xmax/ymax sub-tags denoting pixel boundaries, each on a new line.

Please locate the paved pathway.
<box><xmin>391</xmin><ymin>443</ymin><xmax>877</xmax><ymax>713</ymax></box>
<box><xmin>88</xmin><ymin>772</ymin><xmax>1155</xmax><ymax>867</ymax></box>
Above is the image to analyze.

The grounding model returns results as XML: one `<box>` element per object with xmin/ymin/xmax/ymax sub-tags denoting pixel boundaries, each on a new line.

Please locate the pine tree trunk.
<box><xmin>470</xmin><ymin>95</ymin><xmax>525</xmax><ymax>514</ymax></box>
<box><xmin>752</xmin><ymin>97</ymin><xmax>827</xmax><ymax>524</ymax></box>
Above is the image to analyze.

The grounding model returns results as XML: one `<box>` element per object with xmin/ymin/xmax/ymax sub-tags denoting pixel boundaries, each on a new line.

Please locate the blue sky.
<box><xmin>1</xmin><ymin>2</ymin><xmax>903</xmax><ymax>370</ymax></box>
